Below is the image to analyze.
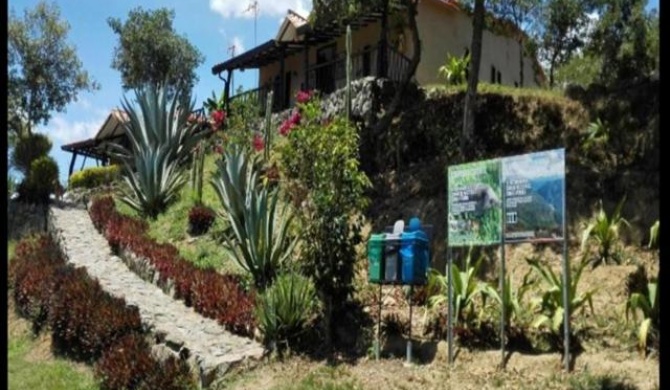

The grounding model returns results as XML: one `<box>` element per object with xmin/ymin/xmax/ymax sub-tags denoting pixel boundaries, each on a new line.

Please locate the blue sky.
<box><xmin>9</xmin><ymin>0</ymin><xmax>312</xmax><ymax>185</ymax></box>
<box><xmin>8</xmin><ymin>0</ymin><xmax>658</xmax><ymax>185</ymax></box>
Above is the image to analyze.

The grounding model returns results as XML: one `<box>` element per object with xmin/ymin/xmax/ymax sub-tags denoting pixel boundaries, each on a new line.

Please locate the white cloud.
<box><xmin>209</xmin><ymin>0</ymin><xmax>310</xmax><ymax>19</ymax></box>
<box><xmin>231</xmin><ymin>36</ymin><xmax>246</xmax><ymax>55</ymax></box>
<box><xmin>36</xmin><ymin>109</ymin><xmax>110</xmax><ymax>146</ymax></box>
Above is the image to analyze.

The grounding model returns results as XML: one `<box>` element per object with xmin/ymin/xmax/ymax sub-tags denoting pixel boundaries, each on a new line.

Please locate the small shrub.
<box><xmin>187</xmin><ymin>205</ymin><xmax>215</xmax><ymax>236</ymax></box>
<box><xmin>648</xmin><ymin>220</ymin><xmax>659</xmax><ymax>249</ymax></box>
<box><xmin>95</xmin><ymin>333</ymin><xmax>155</xmax><ymax>390</ymax></box>
<box><xmin>48</xmin><ymin>266</ymin><xmax>143</xmax><ymax>360</ymax></box>
<box><xmin>89</xmin><ymin>195</ymin><xmax>119</xmax><ymax>231</ymax></box>
<box><xmin>255</xmin><ymin>273</ymin><xmax>318</xmax><ymax>350</ymax></box>
<box><xmin>18</xmin><ymin>155</ymin><xmax>60</xmax><ymax>204</ymax></box>
<box><xmin>140</xmin><ymin>355</ymin><xmax>196</xmax><ymax>390</ymax></box>
<box><xmin>11</xmin><ymin>132</ymin><xmax>52</xmax><ymax>175</ymax></box>
<box><xmin>68</xmin><ymin>165</ymin><xmax>120</xmax><ymax>190</ymax></box>
<box><xmin>9</xmin><ymin>234</ymin><xmax>65</xmax><ymax>331</ymax></box>
<box><xmin>438</xmin><ymin>52</ymin><xmax>470</xmax><ymax>86</ymax></box>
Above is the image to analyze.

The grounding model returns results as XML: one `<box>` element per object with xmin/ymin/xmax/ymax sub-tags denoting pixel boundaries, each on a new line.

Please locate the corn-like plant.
<box><xmin>110</xmin><ymin>84</ymin><xmax>209</xmax><ymax>219</ymax></box>
<box><xmin>190</xmin><ymin>142</ymin><xmax>206</xmax><ymax>206</ymax></box>
<box><xmin>438</xmin><ymin>53</ymin><xmax>470</xmax><ymax>86</ymax></box>
<box><xmin>211</xmin><ymin>145</ymin><xmax>298</xmax><ymax>290</ymax></box>
<box><xmin>527</xmin><ymin>256</ymin><xmax>596</xmax><ymax>334</ymax></box>
<box><xmin>426</xmin><ymin>248</ymin><xmax>488</xmax><ymax>329</ymax></box>
<box><xmin>481</xmin><ymin>270</ymin><xmax>535</xmax><ymax>327</ymax></box>
<box><xmin>581</xmin><ymin>196</ymin><xmax>629</xmax><ymax>267</ymax></box>
<box><xmin>581</xmin><ymin>118</ymin><xmax>609</xmax><ymax>151</ymax></box>
<box><xmin>625</xmin><ymin>279</ymin><xmax>658</xmax><ymax>356</ymax></box>
<box><xmin>263</xmin><ymin>91</ymin><xmax>274</xmax><ymax>162</ymax></box>
<box><xmin>255</xmin><ymin>272</ymin><xmax>318</xmax><ymax>351</ymax></box>
<box><xmin>648</xmin><ymin>220</ymin><xmax>659</xmax><ymax>249</ymax></box>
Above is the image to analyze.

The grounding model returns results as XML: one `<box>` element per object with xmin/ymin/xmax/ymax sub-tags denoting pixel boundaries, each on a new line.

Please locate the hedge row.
<box><xmin>68</xmin><ymin>165</ymin><xmax>120</xmax><ymax>190</ymax></box>
<box><xmin>89</xmin><ymin>195</ymin><xmax>256</xmax><ymax>337</ymax></box>
<box><xmin>8</xmin><ymin>234</ymin><xmax>195</xmax><ymax>390</ymax></box>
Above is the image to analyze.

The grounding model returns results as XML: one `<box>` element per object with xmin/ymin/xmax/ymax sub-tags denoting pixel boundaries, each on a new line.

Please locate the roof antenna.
<box><xmin>228</xmin><ymin>43</ymin><xmax>236</xmax><ymax>93</ymax></box>
<box><xmin>245</xmin><ymin>1</ymin><xmax>259</xmax><ymax>87</ymax></box>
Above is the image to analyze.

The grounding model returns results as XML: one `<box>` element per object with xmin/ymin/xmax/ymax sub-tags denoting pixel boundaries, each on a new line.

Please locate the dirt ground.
<box><xmin>220</xmin><ymin>231</ymin><xmax>660</xmax><ymax>390</ymax></box>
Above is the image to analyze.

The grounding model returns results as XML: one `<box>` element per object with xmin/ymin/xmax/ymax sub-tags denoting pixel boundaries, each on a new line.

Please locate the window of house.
<box><xmin>491</xmin><ymin>65</ymin><xmax>496</xmax><ymax>83</ymax></box>
<box><xmin>497</xmin><ymin>71</ymin><xmax>501</xmax><ymax>84</ymax></box>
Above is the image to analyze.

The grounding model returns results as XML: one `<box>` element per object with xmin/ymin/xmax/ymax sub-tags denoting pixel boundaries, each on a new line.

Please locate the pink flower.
<box><xmin>210</xmin><ymin>109</ymin><xmax>227</xmax><ymax>129</ymax></box>
<box><xmin>289</xmin><ymin>111</ymin><xmax>301</xmax><ymax>125</ymax></box>
<box><xmin>214</xmin><ymin>145</ymin><xmax>224</xmax><ymax>154</ymax></box>
<box><xmin>278</xmin><ymin>120</ymin><xmax>293</xmax><ymax>136</ymax></box>
<box><xmin>253</xmin><ymin>133</ymin><xmax>265</xmax><ymax>152</ymax></box>
<box><xmin>296</xmin><ymin>90</ymin><xmax>312</xmax><ymax>104</ymax></box>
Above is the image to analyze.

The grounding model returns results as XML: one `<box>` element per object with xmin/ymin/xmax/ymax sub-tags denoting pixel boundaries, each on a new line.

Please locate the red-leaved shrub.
<box><xmin>9</xmin><ymin>234</ymin><xmax>65</xmax><ymax>330</ymax></box>
<box><xmin>96</xmin><ymin>332</ymin><xmax>196</xmax><ymax>390</ymax></box>
<box><xmin>48</xmin><ymin>266</ymin><xmax>142</xmax><ymax>360</ymax></box>
<box><xmin>89</xmin><ymin>195</ymin><xmax>117</xmax><ymax>231</ymax></box>
<box><xmin>88</xmin><ymin>196</ymin><xmax>257</xmax><ymax>337</ymax></box>
<box><xmin>187</xmin><ymin>205</ymin><xmax>215</xmax><ymax>236</ymax></box>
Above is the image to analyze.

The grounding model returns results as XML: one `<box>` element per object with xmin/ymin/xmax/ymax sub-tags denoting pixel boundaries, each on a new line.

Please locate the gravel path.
<box><xmin>48</xmin><ymin>204</ymin><xmax>265</xmax><ymax>388</ymax></box>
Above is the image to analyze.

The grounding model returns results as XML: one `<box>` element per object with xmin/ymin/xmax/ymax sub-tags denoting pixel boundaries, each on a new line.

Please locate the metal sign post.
<box><xmin>447</xmin><ymin>246</ymin><xmax>454</xmax><ymax>365</ymax></box>
<box><xmin>499</xmin><ymin>179</ymin><xmax>507</xmax><ymax>369</ymax></box>
<box><xmin>561</xmin><ymin>171</ymin><xmax>571</xmax><ymax>372</ymax></box>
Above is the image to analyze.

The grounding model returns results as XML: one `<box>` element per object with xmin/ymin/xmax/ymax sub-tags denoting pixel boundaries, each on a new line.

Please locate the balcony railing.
<box><xmin>228</xmin><ymin>43</ymin><xmax>411</xmax><ymax>113</ymax></box>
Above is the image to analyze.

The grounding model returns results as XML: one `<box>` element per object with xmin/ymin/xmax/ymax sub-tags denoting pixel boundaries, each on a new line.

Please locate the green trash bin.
<box><xmin>368</xmin><ymin>233</ymin><xmax>386</xmax><ymax>283</ymax></box>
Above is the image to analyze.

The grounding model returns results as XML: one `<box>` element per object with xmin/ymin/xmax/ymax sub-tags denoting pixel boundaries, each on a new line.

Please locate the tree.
<box><xmin>535</xmin><ymin>0</ymin><xmax>591</xmax><ymax>88</ymax></box>
<box><xmin>491</xmin><ymin>0</ymin><xmax>541</xmax><ymax>87</ymax></box>
<box><xmin>108</xmin><ymin>7</ymin><xmax>205</xmax><ymax>98</ymax></box>
<box><xmin>8</xmin><ymin>1</ymin><xmax>98</xmax><ymax>136</ymax></box>
<box><xmin>587</xmin><ymin>0</ymin><xmax>656</xmax><ymax>85</ymax></box>
<box><xmin>461</xmin><ymin>0</ymin><xmax>486</xmax><ymax>157</ymax></box>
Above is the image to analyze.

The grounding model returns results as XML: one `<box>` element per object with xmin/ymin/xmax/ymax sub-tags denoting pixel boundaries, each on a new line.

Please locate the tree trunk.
<box><xmin>518</xmin><ymin>38</ymin><xmax>524</xmax><ymax>88</ymax></box>
<box><xmin>371</xmin><ymin>0</ymin><xmax>421</xmax><ymax>135</ymax></box>
<box><xmin>461</xmin><ymin>0</ymin><xmax>486</xmax><ymax>158</ymax></box>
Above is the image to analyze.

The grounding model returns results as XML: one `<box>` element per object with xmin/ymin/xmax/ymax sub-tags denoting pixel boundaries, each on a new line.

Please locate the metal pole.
<box><xmin>407</xmin><ymin>284</ymin><xmax>413</xmax><ymax>364</ymax></box>
<box><xmin>447</xmin><ymin>246</ymin><xmax>454</xmax><ymax>365</ymax></box>
<box><xmin>500</xmin><ymin>180</ymin><xmax>507</xmax><ymax>369</ymax></box>
<box><xmin>562</xmin><ymin>163</ymin><xmax>571</xmax><ymax>372</ymax></box>
<box><xmin>376</xmin><ymin>283</ymin><xmax>382</xmax><ymax>360</ymax></box>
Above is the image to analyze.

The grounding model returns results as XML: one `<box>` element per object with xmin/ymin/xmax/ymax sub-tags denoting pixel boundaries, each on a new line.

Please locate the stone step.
<box><xmin>48</xmin><ymin>205</ymin><xmax>265</xmax><ymax>388</ymax></box>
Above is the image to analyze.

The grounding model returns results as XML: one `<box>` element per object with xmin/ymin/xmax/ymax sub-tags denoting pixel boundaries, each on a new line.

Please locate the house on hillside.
<box><xmin>211</xmin><ymin>0</ymin><xmax>545</xmax><ymax>113</ymax></box>
<box><xmin>61</xmin><ymin>108</ymin><xmax>207</xmax><ymax>178</ymax></box>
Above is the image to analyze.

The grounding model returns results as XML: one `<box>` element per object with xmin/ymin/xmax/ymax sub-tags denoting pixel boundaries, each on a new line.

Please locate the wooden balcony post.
<box><xmin>68</xmin><ymin>152</ymin><xmax>78</xmax><ymax>178</ymax></box>
<box><xmin>279</xmin><ymin>45</ymin><xmax>286</xmax><ymax>110</ymax></box>
<box><xmin>224</xmin><ymin>69</ymin><xmax>232</xmax><ymax>113</ymax></box>
<box><xmin>304</xmin><ymin>45</ymin><xmax>310</xmax><ymax>90</ymax></box>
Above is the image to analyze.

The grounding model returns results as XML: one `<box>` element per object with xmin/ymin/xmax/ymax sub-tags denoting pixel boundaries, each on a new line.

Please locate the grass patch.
<box><xmin>112</xmin><ymin>153</ymin><xmax>240</xmax><ymax>274</ymax></box>
<box><xmin>424</xmin><ymin>82</ymin><xmax>566</xmax><ymax>101</ymax></box>
<box><xmin>8</xmin><ymin>334</ymin><xmax>99</xmax><ymax>390</ymax></box>
<box><xmin>272</xmin><ymin>366</ymin><xmax>362</xmax><ymax>390</ymax></box>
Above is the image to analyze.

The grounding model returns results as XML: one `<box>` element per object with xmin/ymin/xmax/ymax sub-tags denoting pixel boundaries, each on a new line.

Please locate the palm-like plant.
<box><xmin>527</xmin><ymin>256</ymin><xmax>596</xmax><ymax>334</ymax></box>
<box><xmin>581</xmin><ymin>196</ymin><xmax>629</xmax><ymax>267</ymax></box>
<box><xmin>648</xmin><ymin>220</ymin><xmax>659</xmax><ymax>249</ymax></box>
<box><xmin>581</xmin><ymin>118</ymin><xmax>609</xmax><ymax>151</ymax></box>
<box><xmin>438</xmin><ymin>53</ymin><xmax>470</xmax><ymax>86</ymax></box>
<box><xmin>626</xmin><ymin>279</ymin><xmax>659</xmax><ymax>356</ymax></box>
<box><xmin>481</xmin><ymin>270</ymin><xmax>535</xmax><ymax>327</ymax></box>
<box><xmin>212</xmin><ymin>145</ymin><xmax>298</xmax><ymax>290</ymax></box>
<box><xmin>109</xmin><ymin>84</ymin><xmax>209</xmax><ymax>219</ymax></box>
<box><xmin>426</xmin><ymin>248</ymin><xmax>487</xmax><ymax>328</ymax></box>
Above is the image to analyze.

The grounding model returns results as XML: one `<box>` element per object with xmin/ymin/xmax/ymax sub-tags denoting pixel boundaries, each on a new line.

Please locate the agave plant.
<box><xmin>581</xmin><ymin>118</ymin><xmax>609</xmax><ymax>151</ymax></box>
<box><xmin>255</xmin><ymin>272</ymin><xmax>318</xmax><ymax>350</ymax></box>
<box><xmin>481</xmin><ymin>270</ymin><xmax>535</xmax><ymax>327</ymax></box>
<box><xmin>438</xmin><ymin>53</ymin><xmax>470</xmax><ymax>86</ymax></box>
<box><xmin>109</xmin><ymin>84</ymin><xmax>210</xmax><ymax>218</ymax></box>
<box><xmin>426</xmin><ymin>248</ymin><xmax>488</xmax><ymax>329</ymax></box>
<box><xmin>526</xmin><ymin>256</ymin><xmax>596</xmax><ymax>334</ymax></box>
<box><xmin>581</xmin><ymin>196</ymin><xmax>629</xmax><ymax>267</ymax></box>
<box><xmin>118</xmin><ymin>146</ymin><xmax>188</xmax><ymax>219</ymax></box>
<box><xmin>625</xmin><ymin>279</ymin><xmax>659</xmax><ymax>355</ymax></box>
<box><xmin>211</xmin><ymin>145</ymin><xmax>298</xmax><ymax>290</ymax></box>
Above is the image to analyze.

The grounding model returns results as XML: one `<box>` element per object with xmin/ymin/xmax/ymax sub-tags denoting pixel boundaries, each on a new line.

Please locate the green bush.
<box><xmin>68</xmin><ymin>165</ymin><xmax>120</xmax><ymax>189</ymax></box>
<box><xmin>18</xmin><ymin>156</ymin><xmax>59</xmax><ymax>204</ymax></box>
<box><xmin>256</xmin><ymin>273</ymin><xmax>318</xmax><ymax>351</ymax></box>
<box><xmin>11</xmin><ymin>133</ymin><xmax>52</xmax><ymax>175</ymax></box>
<box><xmin>277</xmin><ymin>94</ymin><xmax>370</xmax><ymax>346</ymax></box>
<box><xmin>626</xmin><ymin>278</ymin><xmax>659</xmax><ymax>356</ymax></box>
<box><xmin>581</xmin><ymin>196</ymin><xmax>629</xmax><ymax>267</ymax></box>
